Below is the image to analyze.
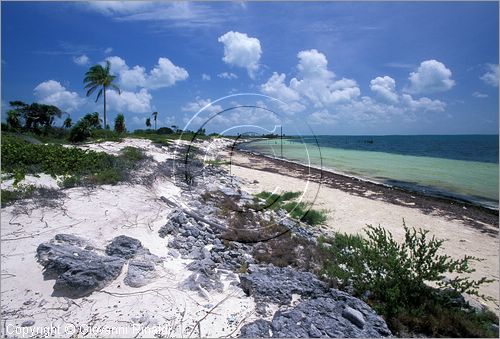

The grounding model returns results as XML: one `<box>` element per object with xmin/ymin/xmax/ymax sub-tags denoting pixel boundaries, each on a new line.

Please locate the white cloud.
<box><xmin>261</xmin><ymin>72</ymin><xmax>300</xmax><ymax>102</ymax></box>
<box><xmin>73</xmin><ymin>54</ymin><xmax>90</xmax><ymax>66</ymax></box>
<box><xmin>480</xmin><ymin>63</ymin><xmax>499</xmax><ymax>87</ymax></box>
<box><xmin>201</xmin><ymin>73</ymin><xmax>211</xmax><ymax>81</ymax></box>
<box><xmin>401</xmin><ymin>94</ymin><xmax>446</xmax><ymax>112</ymax></box>
<box><xmin>86</xmin><ymin>2</ymin><xmax>228</xmax><ymax>29</ymax></box>
<box><xmin>86</xmin><ymin>1</ymin><xmax>155</xmax><ymax>16</ymax></box>
<box><xmin>289</xmin><ymin>49</ymin><xmax>360</xmax><ymax>106</ymax></box>
<box><xmin>107</xmin><ymin>88</ymin><xmax>152</xmax><ymax>113</ymax></box>
<box><xmin>217</xmin><ymin>72</ymin><xmax>238</xmax><ymax>80</ymax></box>
<box><xmin>472</xmin><ymin>91</ymin><xmax>488</xmax><ymax>98</ymax></box>
<box><xmin>182</xmin><ymin>97</ymin><xmax>223</xmax><ymax>114</ymax></box>
<box><xmin>105</xmin><ymin>56</ymin><xmax>188</xmax><ymax>90</ymax></box>
<box><xmin>309</xmin><ymin>110</ymin><xmax>337</xmax><ymax>125</ymax></box>
<box><xmin>218</xmin><ymin>31</ymin><xmax>262</xmax><ymax>79</ymax></box>
<box><xmin>33</xmin><ymin>80</ymin><xmax>85</xmax><ymax>112</ymax></box>
<box><xmin>406</xmin><ymin>59</ymin><xmax>455</xmax><ymax>94</ymax></box>
<box><xmin>260</xmin><ymin>51</ymin><xmax>451</xmax><ymax>124</ymax></box>
<box><xmin>104</xmin><ymin>47</ymin><xmax>113</xmax><ymax>54</ymax></box>
<box><xmin>370</xmin><ymin>76</ymin><xmax>398</xmax><ymax>103</ymax></box>
<box><xmin>148</xmin><ymin>57</ymin><xmax>189</xmax><ymax>89</ymax></box>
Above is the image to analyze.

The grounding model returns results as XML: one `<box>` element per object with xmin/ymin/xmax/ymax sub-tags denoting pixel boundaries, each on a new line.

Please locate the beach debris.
<box><xmin>36</xmin><ymin>234</ymin><xmax>161</xmax><ymax>296</ymax></box>
<box><xmin>160</xmin><ymin>196</ymin><xmax>227</xmax><ymax>232</ymax></box>
<box><xmin>239</xmin><ymin>265</ymin><xmax>391</xmax><ymax>338</ymax></box>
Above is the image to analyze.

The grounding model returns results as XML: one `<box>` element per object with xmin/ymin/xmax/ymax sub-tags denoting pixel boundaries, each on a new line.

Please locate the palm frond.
<box><xmin>95</xmin><ymin>88</ymin><xmax>103</xmax><ymax>103</ymax></box>
<box><xmin>86</xmin><ymin>85</ymin><xmax>99</xmax><ymax>97</ymax></box>
<box><xmin>110</xmin><ymin>84</ymin><xmax>121</xmax><ymax>94</ymax></box>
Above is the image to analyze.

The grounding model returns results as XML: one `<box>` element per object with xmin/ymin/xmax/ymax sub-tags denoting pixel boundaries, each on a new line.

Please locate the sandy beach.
<box><xmin>1</xmin><ymin>137</ymin><xmax>498</xmax><ymax>338</ymax></box>
<box><xmin>228</xmin><ymin>149</ymin><xmax>499</xmax><ymax>311</ymax></box>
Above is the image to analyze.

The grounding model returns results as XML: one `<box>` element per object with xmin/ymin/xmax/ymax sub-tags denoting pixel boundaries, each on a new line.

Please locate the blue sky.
<box><xmin>1</xmin><ymin>1</ymin><xmax>499</xmax><ymax>135</ymax></box>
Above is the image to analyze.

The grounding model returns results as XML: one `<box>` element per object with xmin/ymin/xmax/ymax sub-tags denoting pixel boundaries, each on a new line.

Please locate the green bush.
<box><xmin>69</xmin><ymin>120</ymin><xmax>93</xmax><ymax>142</ymax></box>
<box><xmin>120</xmin><ymin>146</ymin><xmax>145</xmax><ymax>162</ymax></box>
<box><xmin>253</xmin><ymin>191</ymin><xmax>327</xmax><ymax>226</ymax></box>
<box><xmin>1</xmin><ymin>185</ymin><xmax>36</xmax><ymax>207</ymax></box>
<box><xmin>91</xmin><ymin>129</ymin><xmax>123</xmax><ymax>142</ymax></box>
<box><xmin>114</xmin><ymin>113</ymin><xmax>126</xmax><ymax>134</ymax></box>
<box><xmin>1</xmin><ymin>135</ymin><xmax>144</xmax><ymax>188</ymax></box>
<box><xmin>319</xmin><ymin>222</ymin><xmax>496</xmax><ymax>336</ymax></box>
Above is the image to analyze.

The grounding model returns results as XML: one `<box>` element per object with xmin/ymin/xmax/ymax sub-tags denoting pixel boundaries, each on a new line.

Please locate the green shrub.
<box><xmin>69</xmin><ymin>120</ymin><xmax>92</xmax><ymax>142</ymax></box>
<box><xmin>253</xmin><ymin>191</ymin><xmax>327</xmax><ymax>226</ymax></box>
<box><xmin>91</xmin><ymin>129</ymin><xmax>123</xmax><ymax>142</ymax></box>
<box><xmin>1</xmin><ymin>135</ymin><xmax>143</xmax><ymax>188</ymax></box>
<box><xmin>120</xmin><ymin>146</ymin><xmax>145</xmax><ymax>162</ymax></box>
<box><xmin>114</xmin><ymin>113</ymin><xmax>126</xmax><ymax>134</ymax></box>
<box><xmin>1</xmin><ymin>185</ymin><xmax>36</xmax><ymax>207</ymax></box>
<box><xmin>300</xmin><ymin>208</ymin><xmax>328</xmax><ymax>225</ymax></box>
<box><xmin>319</xmin><ymin>222</ymin><xmax>496</xmax><ymax>336</ymax></box>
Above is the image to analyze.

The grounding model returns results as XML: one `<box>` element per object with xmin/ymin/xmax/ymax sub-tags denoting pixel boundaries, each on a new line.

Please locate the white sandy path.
<box><xmin>230</xmin><ymin>163</ymin><xmax>500</xmax><ymax>312</ymax></box>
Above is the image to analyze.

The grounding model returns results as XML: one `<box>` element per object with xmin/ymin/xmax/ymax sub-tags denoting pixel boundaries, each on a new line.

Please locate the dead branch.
<box><xmin>160</xmin><ymin>196</ymin><xmax>227</xmax><ymax>232</ymax></box>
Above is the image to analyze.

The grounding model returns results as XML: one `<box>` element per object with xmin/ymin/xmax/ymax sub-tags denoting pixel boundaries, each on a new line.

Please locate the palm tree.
<box><xmin>63</xmin><ymin>117</ymin><xmax>72</xmax><ymax>128</ymax></box>
<box><xmin>146</xmin><ymin>118</ymin><xmax>151</xmax><ymax>129</ymax></box>
<box><xmin>83</xmin><ymin>61</ymin><xmax>120</xmax><ymax>129</ymax></box>
<box><xmin>152</xmin><ymin>111</ymin><xmax>158</xmax><ymax>130</ymax></box>
<box><xmin>6</xmin><ymin>110</ymin><xmax>21</xmax><ymax>129</ymax></box>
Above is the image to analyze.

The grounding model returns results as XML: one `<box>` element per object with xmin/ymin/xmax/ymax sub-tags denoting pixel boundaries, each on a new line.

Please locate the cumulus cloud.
<box><xmin>260</xmin><ymin>51</ymin><xmax>450</xmax><ymax>123</ymax></box>
<box><xmin>201</xmin><ymin>73</ymin><xmax>211</xmax><ymax>81</ymax></box>
<box><xmin>218</xmin><ymin>31</ymin><xmax>262</xmax><ymax>79</ymax></box>
<box><xmin>309</xmin><ymin>110</ymin><xmax>337</xmax><ymax>125</ymax></box>
<box><xmin>261</xmin><ymin>49</ymin><xmax>360</xmax><ymax>112</ymax></box>
<box><xmin>405</xmin><ymin>59</ymin><xmax>455</xmax><ymax>94</ymax></box>
<box><xmin>182</xmin><ymin>97</ymin><xmax>223</xmax><ymax>115</ymax></box>
<box><xmin>291</xmin><ymin>50</ymin><xmax>360</xmax><ymax>106</ymax></box>
<box><xmin>104</xmin><ymin>47</ymin><xmax>113</xmax><ymax>54</ymax></box>
<box><xmin>401</xmin><ymin>94</ymin><xmax>446</xmax><ymax>112</ymax></box>
<box><xmin>73</xmin><ymin>54</ymin><xmax>90</xmax><ymax>66</ymax></box>
<box><xmin>480</xmin><ymin>63</ymin><xmax>499</xmax><ymax>87</ymax></box>
<box><xmin>217</xmin><ymin>72</ymin><xmax>238</xmax><ymax>80</ymax></box>
<box><xmin>105</xmin><ymin>56</ymin><xmax>188</xmax><ymax>90</ymax></box>
<box><xmin>107</xmin><ymin>88</ymin><xmax>152</xmax><ymax>113</ymax></box>
<box><xmin>261</xmin><ymin>72</ymin><xmax>300</xmax><ymax>102</ymax></box>
<box><xmin>370</xmin><ymin>76</ymin><xmax>398</xmax><ymax>103</ymax></box>
<box><xmin>33</xmin><ymin>80</ymin><xmax>85</xmax><ymax>112</ymax></box>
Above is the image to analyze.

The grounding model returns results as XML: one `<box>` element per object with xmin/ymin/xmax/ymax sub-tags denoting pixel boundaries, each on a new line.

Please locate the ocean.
<box><xmin>238</xmin><ymin>135</ymin><xmax>499</xmax><ymax>209</ymax></box>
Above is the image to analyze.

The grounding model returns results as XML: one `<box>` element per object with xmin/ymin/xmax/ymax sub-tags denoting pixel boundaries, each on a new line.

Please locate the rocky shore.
<box><xmin>1</xmin><ymin>137</ymin><xmax>393</xmax><ymax>338</ymax></box>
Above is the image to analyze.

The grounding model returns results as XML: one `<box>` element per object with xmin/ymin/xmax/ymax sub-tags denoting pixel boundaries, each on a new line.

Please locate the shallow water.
<box><xmin>240</xmin><ymin>136</ymin><xmax>499</xmax><ymax>209</ymax></box>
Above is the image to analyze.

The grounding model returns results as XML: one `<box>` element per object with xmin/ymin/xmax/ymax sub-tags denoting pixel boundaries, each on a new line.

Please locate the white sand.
<box><xmin>1</xmin><ymin>139</ymin><xmax>258</xmax><ymax>338</ymax></box>
<box><xmin>2</xmin><ymin>137</ymin><xmax>497</xmax><ymax>338</ymax></box>
<box><xmin>230</xmin><ymin>163</ymin><xmax>500</xmax><ymax>311</ymax></box>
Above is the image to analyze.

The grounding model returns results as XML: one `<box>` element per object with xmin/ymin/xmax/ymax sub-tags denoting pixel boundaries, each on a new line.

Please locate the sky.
<box><xmin>1</xmin><ymin>1</ymin><xmax>499</xmax><ymax>135</ymax></box>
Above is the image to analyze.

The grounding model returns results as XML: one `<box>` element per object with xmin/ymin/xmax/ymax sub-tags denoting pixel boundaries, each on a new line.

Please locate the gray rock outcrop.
<box><xmin>36</xmin><ymin>234</ymin><xmax>125</xmax><ymax>298</ymax></box>
<box><xmin>238</xmin><ymin>265</ymin><xmax>392</xmax><ymax>338</ymax></box>
<box><xmin>36</xmin><ymin>234</ymin><xmax>161</xmax><ymax>297</ymax></box>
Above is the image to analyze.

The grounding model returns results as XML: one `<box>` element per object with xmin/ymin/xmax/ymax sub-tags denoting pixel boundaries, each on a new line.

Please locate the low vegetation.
<box><xmin>319</xmin><ymin>222</ymin><xmax>497</xmax><ymax>337</ymax></box>
<box><xmin>204</xmin><ymin>159</ymin><xmax>231</xmax><ymax>166</ymax></box>
<box><xmin>253</xmin><ymin>191</ymin><xmax>328</xmax><ymax>226</ymax></box>
<box><xmin>1</xmin><ymin>134</ymin><xmax>145</xmax><ymax>188</ymax></box>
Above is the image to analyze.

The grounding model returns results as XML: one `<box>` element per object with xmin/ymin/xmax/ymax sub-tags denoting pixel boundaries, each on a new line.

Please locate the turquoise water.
<box><xmin>240</xmin><ymin>137</ymin><xmax>499</xmax><ymax>208</ymax></box>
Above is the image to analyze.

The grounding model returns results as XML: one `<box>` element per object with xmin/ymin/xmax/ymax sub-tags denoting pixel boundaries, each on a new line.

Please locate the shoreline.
<box><xmin>231</xmin><ymin>148</ymin><xmax>499</xmax><ymax>234</ymax></box>
<box><xmin>236</xmin><ymin>140</ymin><xmax>499</xmax><ymax>211</ymax></box>
<box><xmin>228</xmin><ymin>145</ymin><xmax>499</xmax><ymax>310</ymax></box>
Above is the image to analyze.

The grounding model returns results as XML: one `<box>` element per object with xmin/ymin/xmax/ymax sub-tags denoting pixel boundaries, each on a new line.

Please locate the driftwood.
<box><xmin>160</xmin><ymin>196</ymin><xmax>227</xmax><ymax>232</ymax></box>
